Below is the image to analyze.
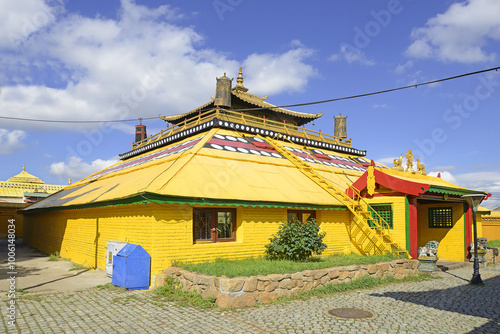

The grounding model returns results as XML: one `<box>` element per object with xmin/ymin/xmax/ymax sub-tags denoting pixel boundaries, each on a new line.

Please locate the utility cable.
<box><xmin>0</xmin><ymin>115</ymin><xmax>159</xmax><ymax>123</ymax></box>
<box><xmin>230</xmin><ymin>66</ymin><xmax>500</xmax><ymax>111</ymax></box>
<box><xmin>1</xmin><ymin>66</ymin><xmax>498</xmax><ymax>123</ymax></box>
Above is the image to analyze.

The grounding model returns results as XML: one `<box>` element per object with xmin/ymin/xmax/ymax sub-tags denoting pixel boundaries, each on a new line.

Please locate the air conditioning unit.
<box><xmin>106</xmin><ymin>241</ymin><xmax>128</xmax><ymax>277</ymax></box>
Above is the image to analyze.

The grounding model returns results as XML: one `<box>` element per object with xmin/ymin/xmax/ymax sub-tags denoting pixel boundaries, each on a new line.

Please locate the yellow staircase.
<box><xmin>261</xmin><ymin>135</ymin><xmax>407</xmax><ymax>256</ymax></box>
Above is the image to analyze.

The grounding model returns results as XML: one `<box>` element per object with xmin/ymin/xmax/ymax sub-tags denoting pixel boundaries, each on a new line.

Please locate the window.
<box><xmin>368</xmin><ymin>204</ymin><xmax>393</xmax><ymax>229</ymax></box>
<box><xmin>287</xmin><ymin>210</ymin><xmax>316</xmax><ymax>223</ymax></box>
<box><xmin>193</xmin><ymin>208</ymin><xmax>236</xmax><ymax>243</ymax></box>
<box><xmin>429</xmin><ymin>207</ymin><xmax>453</xmax><ymax>228</ymax></box>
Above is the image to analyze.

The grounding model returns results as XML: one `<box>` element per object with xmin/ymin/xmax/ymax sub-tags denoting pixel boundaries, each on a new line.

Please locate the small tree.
<box><xmin>265</xmin><ymin>218</ymin><xmax>327</xmax><ymax>261</ymax></box>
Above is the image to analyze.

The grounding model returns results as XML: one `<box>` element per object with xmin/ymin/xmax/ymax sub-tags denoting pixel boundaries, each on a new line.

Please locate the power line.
<box><xmin>0</xmin><ymin>115</ymin><xmax>159</xmax><ymax>123</ymax></box>
<box><xmin>232</xmin><ymin>66</ymin><xmax>500</xmax><ymax>111</ymax></box>
<box><xmin>0</xmin><ymin>66</ymin><xmax>498</xmax><ymax>123</ymax></box>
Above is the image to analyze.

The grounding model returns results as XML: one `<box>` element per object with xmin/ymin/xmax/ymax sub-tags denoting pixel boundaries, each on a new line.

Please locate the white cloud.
<box><xmin>456</xmin><ymin>171</ymin><xmax>500</xmax><ymax>210</ymax></box>
<box><xmin>428</xmin><ymin>171</ymin><xmax>458</xmax><ymax>184</ymax></box>
<box><xmin>375</xmin><ymin>157</ymin><xmax>396</xmax><ymax>167</ymax></box>
<box><xmin>428</xmin><ymin>170</ymin><xmax>500</xmax><ymax>210</ymax></box>
<box><xmin>49</xmin><ymin>156</ymin><xmax>119</xmax><ymax>181</ymax></box>
<box><xmin>0</xmin><ymin>0</ymin><xmax>317</xmax><ymax>132</ymax></box>
<box><xmin>455</xmin><ymin>171</ymin><xmax>500</xmax><ymax>192</ymax></box>
<box><xmin>394</xmin><ymin>61</ymin><xmax>413</xmax><ymax>74</ymax></box>
<box><xmin>0</xmin><ymin>129</ymin><xmax>27</xmax><ymax>154</ymax></box>
<box><xmin>372</xmin><ymin>103</ymin><xmax>390</xmax><ymax>110</ymax></box>
<box><xmin>329</xmin><ymin>44</ymin><xmax>375</xmax><ymax>66</ymax></box>
<box><xmin>0</xmin><ymin>0</ymin><xmax>62</xmax><ymax>49</ymax></box>
<box><xmin>429</xmin><ymin>165</ymin><xmax>458</xmax><ymax>172</ymax></box>
<box><xmin>243</xmin><ymin>47</ymin><xmax>318</xmax><ymax>95</ymax></box>
<box><xmin>406</xmin><ymin>0</ymin><xmax>500</xmax><ymax>63</ymax></box>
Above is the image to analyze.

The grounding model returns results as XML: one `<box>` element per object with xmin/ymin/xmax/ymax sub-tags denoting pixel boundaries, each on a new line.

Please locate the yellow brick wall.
<box><xmin>23</xmin><ymin>204</ymin><xmax>361</xmax><ymax>279</ymax></box>
<box><xmin>0</xmin><ymin>208</ymin><xmax>24</xmax><ymax>238</ymax></box>
<box><xmin>417</xmin><ymin>202</ymin><xmax>465</xmax><ymax>261</ymax></box>
<box><xmin>317</xmin><ymin>209</ymin><xmax>353</xmax><ymax>255</ymax></box>
<box><xmin>364</xmin><ymin>196</ymin><xmax>407</xmax><ymax>250</ymax></box>
<box><xmin>481</xmin><ymin>218</ymin><xmax>500</xmax><ymax>240</ymax></box>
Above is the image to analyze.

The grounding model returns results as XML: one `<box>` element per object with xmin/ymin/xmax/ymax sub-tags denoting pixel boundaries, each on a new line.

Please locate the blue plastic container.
<box><xmin>112</xmin><ymin>244</ymin><xmax>151</xmax><ymax>290</ymax></box>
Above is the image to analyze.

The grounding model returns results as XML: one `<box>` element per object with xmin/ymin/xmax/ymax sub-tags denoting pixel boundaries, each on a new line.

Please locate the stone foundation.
<box><xmin>485</xmin><ymin>247</ymin><xmax>499</xmax><ymax>264</ymax></box>
<box><xmin>155</xmin><ymin>259</ymin><xmax>419</xmax><ymax>308</ymax></box>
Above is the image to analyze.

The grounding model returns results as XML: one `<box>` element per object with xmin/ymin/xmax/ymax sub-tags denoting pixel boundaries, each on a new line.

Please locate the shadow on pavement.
<box><xmin>370</xmin><ymin>274</ymin><xmax>500</xmax><ymax>334</ymax></box>
<box><xmin>22</xmin><ymin>268</ymin><xmax>92</xmax><ymax>291</ymax></box>
<box><xmin>0</xmin><ymin>238</ymin><xmax>111</xmax><ymax>292</ymax></box>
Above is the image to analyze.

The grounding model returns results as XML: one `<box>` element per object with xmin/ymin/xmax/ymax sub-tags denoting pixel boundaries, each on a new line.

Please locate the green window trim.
<box><xmin>368</xmin><ymin>204</ymin><xmax>393</xmax><ymax>229</ymax></box>
<box><xmin>429</xmin><ymin>207</ymin><xmax>453</xmax><ymax>228</ymax></box>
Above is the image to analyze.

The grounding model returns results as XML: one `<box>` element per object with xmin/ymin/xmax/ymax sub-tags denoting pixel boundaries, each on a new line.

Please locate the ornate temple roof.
<box><xmin>23</xmin><ymin>124</ymin><xmax>481</xmax><ymax>213</ymax></box>
<box><xmin>160</xmin><ymin>68</ymin><xmax>322</xmax><ymax>126</ymax></box>
<box><xmin>0</xmin><ymin>165</ymin><xmax>65</xmax><ymax>202</ymax></box>
<box><xmin>7</xmin><ymin>165</ymin><xmax>44</xmax><ymax>184</ymax></box>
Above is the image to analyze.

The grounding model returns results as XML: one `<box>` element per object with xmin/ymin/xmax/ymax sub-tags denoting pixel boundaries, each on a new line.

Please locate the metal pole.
<box><xmin>470</xmin><ymin>206</ymin><xmax>483</xmax><ymax>285</ymax></box>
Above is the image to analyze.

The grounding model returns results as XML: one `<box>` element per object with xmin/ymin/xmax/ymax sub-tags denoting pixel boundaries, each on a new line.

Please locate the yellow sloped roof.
<box><xmin>155</xmin><ymin>153</ymin><xmax>336</xmax><ymax>205</ymax></box>
<box><xmin>27</xmin><ymin>123</ymin><xmax>484</xmax><ymax>213</ymax></box>
<box><xmin>35</xmin><ymin>128</ymin><xmax>372</xmax><ymax>209</ymax></box>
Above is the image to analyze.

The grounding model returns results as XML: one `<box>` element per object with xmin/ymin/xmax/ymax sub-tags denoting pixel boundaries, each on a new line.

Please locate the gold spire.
<box><xmin>234</xmin><ymin>67</ymin><xmax>248</xmax><ymax>92</ymax></box>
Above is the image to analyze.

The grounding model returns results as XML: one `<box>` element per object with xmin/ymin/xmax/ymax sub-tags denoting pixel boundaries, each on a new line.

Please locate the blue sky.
<box><xmin>1</xmin><ymin>0</ymin><xmax>499</xmax><ymax>209</ymax></box>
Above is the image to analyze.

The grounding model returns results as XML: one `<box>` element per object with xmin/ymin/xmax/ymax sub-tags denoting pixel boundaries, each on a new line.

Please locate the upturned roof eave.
<box><xmin>160</xmin><ymin>91</ymin><xmax>322</xmax><ymax>124</ymax></box>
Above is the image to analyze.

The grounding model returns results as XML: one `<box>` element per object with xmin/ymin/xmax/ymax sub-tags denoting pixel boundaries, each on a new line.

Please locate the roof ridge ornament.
<box><xmin>234</xmin><ymin>67</ymin><xmax>249</xmax><ymax>92</ymax></box>
<box><xmin>405</xmin><ymin>149</ymin><xmax>415</xmax><ymax>173</ymax></box>
<box><xmin>214</xmin><ymin>72</ymin><xmax>232</xmax><ymax>108</ymax></box>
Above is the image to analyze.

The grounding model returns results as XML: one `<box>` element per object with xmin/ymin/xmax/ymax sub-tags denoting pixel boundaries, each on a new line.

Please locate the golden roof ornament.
<box><xmin>234</xmin><ymin>67</ymin><xmax>249</xmax><ymax>92</ymax></box>
<box><xmin>405</xmin><ymin>149</ymin><xmax>415</xmax><ymax>173</ymax></box>
<box><xmin>214</xmin><ymin>72</ymin><xmax>232</xmax><ymax>108</ymax></box>
<box><xmin>334</xmin><ymin>113</ymin><xmax>347</xmax><ymax>139</ymax></box>
<box><xmin>392</xmin><ymin>154</ymin><xmax>404</xmax><ymax>171</ymax></box>
<box><xmin>416</xmin><ymin>159</ymin><xmax>427</xmax><ymax>175</ymax></box>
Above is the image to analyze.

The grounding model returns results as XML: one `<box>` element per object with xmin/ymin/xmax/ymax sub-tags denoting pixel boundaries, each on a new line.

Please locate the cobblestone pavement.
<box><xmin>1</xmin><ymin>265</ymin><xmax>499</xmax><ymax>334</ymax></box>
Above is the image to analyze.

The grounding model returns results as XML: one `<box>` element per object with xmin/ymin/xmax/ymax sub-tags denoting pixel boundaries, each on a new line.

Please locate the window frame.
<box><xmin>368</xmin><ymin>204</ymin><xmax>393</xmax><ymax>229</ymax></box>
<box><xmin>193</xmin><ymin>208</ymin><xmax>236</xmax><ymax>243</ymax></box>
<box><xmin>428</xmin><ymin>207</ymin><xmax>453</xmax><ymax>228</ymax></box>
<box><xmin>287</xmin><ymin>210</ymin><xmax>316</xmax><ymax>223</ymax></box>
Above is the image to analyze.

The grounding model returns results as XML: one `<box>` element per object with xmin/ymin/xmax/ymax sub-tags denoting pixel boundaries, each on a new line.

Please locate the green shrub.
<box><xmin>48</xmin><ymin>251</ymin><xmax>60</xmax><ymax>261</ymax></box>
<box><xmin>265</xmin><ymin>218</ymin><xmax>327</xmax><ymax>261</ymax></box>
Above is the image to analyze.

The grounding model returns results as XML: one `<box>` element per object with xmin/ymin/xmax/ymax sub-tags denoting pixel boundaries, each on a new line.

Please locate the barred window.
<box><xmin>368</xmin><ymin>204</ymin><xmax>393</xmax><ymax>229</ymax></box>
<box><xmin>193</xmin><ymin>208</ymin><xmax>236</xmax><ymax>243</ymax></box>
<box><xmin>429</xmin><ymin>207</ymin><xmax>453</xmax><ymax>228</ymax></box>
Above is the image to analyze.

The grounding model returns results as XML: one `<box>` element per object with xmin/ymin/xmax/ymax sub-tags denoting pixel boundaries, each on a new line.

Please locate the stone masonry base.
<box><xmin>154</xmin><ymin>259</ymin><xmax>419</xmax><ymax>308</ymax></box>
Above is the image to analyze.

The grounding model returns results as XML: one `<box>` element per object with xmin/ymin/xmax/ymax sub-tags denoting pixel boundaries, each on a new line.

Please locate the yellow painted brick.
<box><xmin>23</xmin><ymin>201</ymin><xmax>426</xmax><ymax>279</ymax></box>
<box><xmin>418</xmin><ymin>202</ymin><xmax>465</xmax><ymax>261</ymax></box>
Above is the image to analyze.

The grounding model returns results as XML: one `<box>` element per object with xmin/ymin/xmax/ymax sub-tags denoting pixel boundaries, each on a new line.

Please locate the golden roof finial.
<box><xmin>237</xmin><ymin>68</ymin><xmax>243</xmax><ymax>85</ymax></box>
<box><xmin>234</xmin><ymin>67</ymin><xmax>248</xmax><ymax>92</ymax></box>
<box><xmin>23</xmin><ymin>164</ymin><xmax>26</xmax><ymax>172</ymax></box>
